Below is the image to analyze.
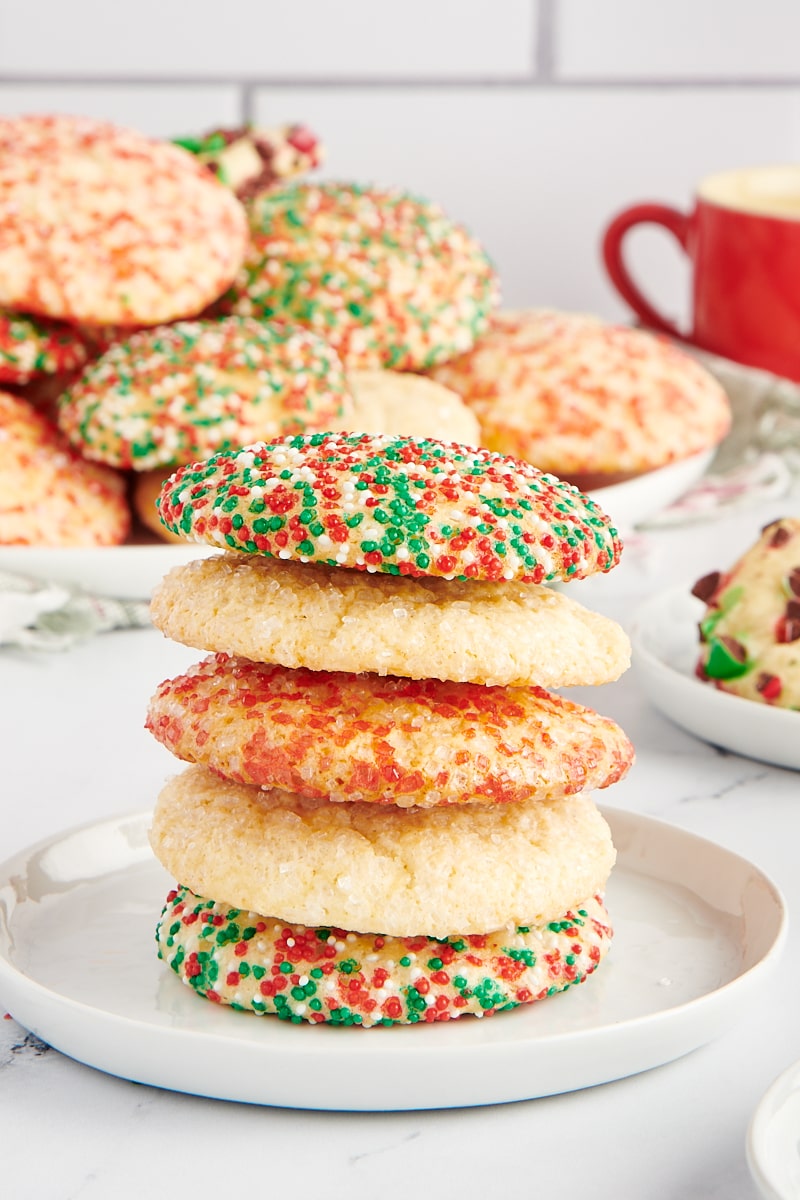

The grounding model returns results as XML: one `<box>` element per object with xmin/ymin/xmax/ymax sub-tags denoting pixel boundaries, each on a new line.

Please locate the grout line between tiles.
<box><xmin>535</xmin><ymin>0</ymin><xmax>556</xmax><ymax>82</ymax></box>
<box><xmin>3</xmin><ymin>74</ymin><xmax>800</xmax><ymax>89</ymax></box>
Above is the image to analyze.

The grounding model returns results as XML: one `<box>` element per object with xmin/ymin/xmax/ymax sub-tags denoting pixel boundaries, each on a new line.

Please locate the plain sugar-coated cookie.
<box><xmin>0</xmin><ymin>114</ymin><xmax>248</xmax><ymax>325</ymax></box>
<box><xmin>428</xmin><ymin>309</ymin><xmax>731</xmax><ymax>487</ymax></box>
<box><xmin>694</xmin><ymin>517</ymin><xmax>800</xmax><ymax>708</ymax></box>
<box><xmin>157</xmin><ymin>433</ymin><xmax>622</xmax><ymax>583</ymax></box>
<box><xmin>149</xmin><ymin>765</ymin><xmax>616</xmax><ymax>938</ymax></box>
<box><xmin>221</xmin><ymin>181</ymin><xmax>498</xmax><ymax>370</ymax></box>
<box><xmin>156</xmin><ymin>885</ymin><xmax>612</xmax><ymax>1026</ymax></box>
<box><xmin>149</xmin><ymin>555</ymin><xmax>631</xmax><ymax>688</ymax></box>
<box><xmin>146</xmin><ymin>653</ymin><xmax>635</xmax><ymax>805</ymax></box>
<box><xmin>132</xmin><ymin>470</ymin><xmax>184</xmax><ymax>542</ymax></box>
<box><xmin>333</xmin><ymin>370</ymin><xmax>480</xmax><ymax>445</ymax></box>
<box><xmin>0</xmin><ymin>390</ymin><xmax>129</xmax><ymax>545</ymax></box>
<box><xmin>58</xmin><ymin>318</ymin><xmax>353</xmax><ymax>471</ymax></box>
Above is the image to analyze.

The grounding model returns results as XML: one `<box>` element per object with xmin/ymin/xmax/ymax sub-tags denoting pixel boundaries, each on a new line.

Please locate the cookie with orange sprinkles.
<box><xmin>156</xmin><ymin>885</ymin><xmax>613</xmax><ymax>1026</ymax></box>
<box><xmin>58</xmin><ymin>317</ymin><xmax>354</xmax><ymax>472</ymax></box>
<box><xmin>0</xmin><ymin>390</ymin><xmax>129</xmax><ymax>546</ymax></box>
<box><xmin>0</xmin><ymin>113</ymin><xmax>248</xmax><ymax>325</ymax></box>
<box><xmin>158</xmin><ymin>433</ymin><xmax>622</xmax><ymax>583</ymax></box>
<box><xmin>222</xmin><ymin>181</ymin><xmax>499</xmax><ymax>369</ymax></box>
<box><xmin>146</xmin><ymin>654</ymin><xmax>634</xmax><ymax>806</ymax></box>
<box><xmin>0</xmin><ymin>309</ymin><xmax>91</xmax><ymax>385</ymax></box>
<box><xmin>428</xmin><ymin>309</ymin><xmax>731</xmax><ymax>488</ymax></box>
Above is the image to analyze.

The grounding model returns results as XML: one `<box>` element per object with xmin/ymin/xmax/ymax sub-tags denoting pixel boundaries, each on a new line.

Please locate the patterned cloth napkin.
<box><xmin>642</xmin><ymin>349</ymin><xmax>800</xmax><ymax>527</ymax></box>
<box><xmin>0</xmin><ymin>570</ymin><xmax>151</xmax><ymax>651</ymax></box>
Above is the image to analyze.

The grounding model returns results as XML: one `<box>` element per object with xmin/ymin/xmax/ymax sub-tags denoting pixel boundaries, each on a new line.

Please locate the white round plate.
<box><xmin>0</xmin><ymin>542</ymin><xmax>214</xmax><ymax>599</ymax></box>
<box><xmin>0</xmin><ymin>806</ymin><xmax>785</xmax><ymax>1111</ymax></box>
<box><xmin>748</xmin><ymin>1059</ymin><xmax>800</xmax><ymax>1200</ymax></box>
<box><xmin>587</xmin><ymin>449</ymin><xmax>714</xmax><ymax>534</ymax></box>
<box><xmin>631</xmin><ymin>587</ymin><xmax>800</xmax><ymax>771</ymax></box>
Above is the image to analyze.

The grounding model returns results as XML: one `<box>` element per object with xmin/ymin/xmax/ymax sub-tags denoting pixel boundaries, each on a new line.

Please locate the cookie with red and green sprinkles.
<box><xmin>221</xmin><ymin>181</ymin><xmax>499</xmax><ymax>370</ymax></box>
<box><xmin>0</xmin><ymin>309</ymin><xmax>92</xmax><ymax>385</ymax></box>
<box><xmin>158</xmin><ymin>432</ymin><xmax>622</xmax><ymax>583</ymax></box>
<box><xmin>693</xmin><ymin>517</ymin><xmax>800</xmax><ymax>709</ymax></box>
<box><xmin>57</xmin><ymin>317</ymin><xmax>354</xmax><ymax>472</ymax></box>
<box><xmin>157</xmin><ymin>885</ymin><xmax>613</xmax><ymax>1026</ymax></box>
<box><xmin>146</xmin><ymin>654</ymin><xmax>634</xmax><ymax>806</ymax></box>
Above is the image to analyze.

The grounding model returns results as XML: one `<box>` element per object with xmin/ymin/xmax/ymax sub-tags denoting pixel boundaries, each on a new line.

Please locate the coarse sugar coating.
<box><xmin>0</xmin><ymin>113</ymin><xmax>248</xmax><ymax>325</ymax></box>
<box><xmin>157</xmin><ymin>432</ymin><xmax>622</xmax><ymax>583</ymax></box>
<box><xmin>0</xmin><ymin>390</ymin><xmax>129</xmax><ymax>546</ymax></box>
<box><xmin>694</xmin><ymin>517</ymin><xmax>800</xmax><ymax>709</ymax></box>
<box><xmin>156</xmin><ymin>885</ymin><xmax>613</xmax><ymax>1026</ymax></box>
<box><xmin>332</xmin><ymin>370</ymin><xmax>481</xmax><ymax>445</ymax></box>
<box><xmin>221</xmin><ymin>181</ymin><xmax>499</xmax><ymax>369</ymax></box>
<box><xmin>0</xmin><ymin>309</ymin><xmax>91</xmax><ymax>385</ymax></box>
<box><xmin>150</xmin><ymin>766</ymin><xmax>616</xmax><ymax>938</ymax></box>
<box><xmin>149</xmin><ymin>555</ymin><xmax>631</xmax><ymax>688</ymax></box>
<box><xmin>146</xmin><ymin>654</ymin><xmax>634</xmax><ymax>806</ymax></box>
<box><xmin>428</xmin><ymin>309</ymin><xmax>731</xmax><ymax>484</ymax></box>
<box><xmin>57</xmin><ymin>317</ymin><xmax>353</xmax><ymax>471</ymax></box>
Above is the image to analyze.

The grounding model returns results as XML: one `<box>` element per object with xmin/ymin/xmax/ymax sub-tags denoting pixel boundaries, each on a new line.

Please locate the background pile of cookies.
<box><xmin>0</xmin><ymin>110</ymin><xmax>732</xmax><ymax>549</ymax></box>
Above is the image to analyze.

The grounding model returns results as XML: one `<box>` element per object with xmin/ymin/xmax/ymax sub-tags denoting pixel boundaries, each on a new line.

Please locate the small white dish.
<box><xmin>631</xmin><ymin>587</ymin><xmax>800</xmax><ymax>771</ymax></box>
<box><xmin>748</xmin><ymin>1059</ymin><xmax>800</xmax><ymax>1200</ymax></box>
<box><xmin>587</xmin><ymin>449</ymin><xmax>715</xmax><ymax>533</ymax></box>
<box><xmin>0</xmin><ymin>541</ymin><xmax>215</xmax><ymax>600</ymax></box>
<box><xmin>0</xmin><ymin>805</ymin><xmax>785</xmax><ymax>1111</ymax></box>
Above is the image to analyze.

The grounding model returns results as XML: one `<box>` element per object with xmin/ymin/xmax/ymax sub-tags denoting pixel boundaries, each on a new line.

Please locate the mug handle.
<box><xmin>602</xmin><ymin>203</ymin><xmax>691</xmax><ymax>339</ymax></box>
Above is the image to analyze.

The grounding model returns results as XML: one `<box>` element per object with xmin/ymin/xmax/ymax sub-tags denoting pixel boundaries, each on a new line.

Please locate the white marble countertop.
<box><xmin>1</xmin><ymin>499</ymin><xmax>798</xmax><ymax>1200</ymax></box>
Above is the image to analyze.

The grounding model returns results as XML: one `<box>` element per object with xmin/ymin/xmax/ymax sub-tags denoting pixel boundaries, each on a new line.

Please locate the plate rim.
<box><xmin>747</xmin><ymin>1057</ymin><xmax>800</xmax><ymax>1200</ymax></box>
<box><xmin>0</xmin><ymin>803</ymin><xmax>787</xmax><ymax>1109</ymax></box>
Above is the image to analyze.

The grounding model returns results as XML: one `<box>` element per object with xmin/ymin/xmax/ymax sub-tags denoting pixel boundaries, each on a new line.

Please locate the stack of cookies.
<box><xmin>146</xmin><ymin>432</ymin><xmax>634</xmax><ymax>1027</ymax></box>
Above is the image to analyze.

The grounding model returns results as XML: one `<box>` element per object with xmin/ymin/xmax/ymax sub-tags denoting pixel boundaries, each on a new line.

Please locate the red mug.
<box><xmin>603</xmin><ymin>166</ymin><xmax>800</xmax><ymax>381</ymax></box>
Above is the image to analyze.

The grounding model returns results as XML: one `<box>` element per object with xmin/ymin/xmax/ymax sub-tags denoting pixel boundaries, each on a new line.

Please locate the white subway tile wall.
<box><xmin>0</xmin><ymin>85</ymin><xmax>242</xmax><ymax>140</ymax></box>
<box><xmin>557</xmin><ymin>0</ymin><xmax>800</xmax><ymax>80</ymax></box>
<box><xmin>2</xmin><ymin>0</ymin><xmax>800</xmax><ymax>324</ymax></box>
<box><xmin>0</xmin><ymin>1</ymin><xmax>536</xmax><ymax>80</ymax></box>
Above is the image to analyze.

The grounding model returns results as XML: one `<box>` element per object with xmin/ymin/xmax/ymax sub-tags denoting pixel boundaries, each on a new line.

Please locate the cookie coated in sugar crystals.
<box><xmin>146</xmin><ymin>654</ymin><xmax>634</xmax><ymax>806</ymax></box>
<box><xmin>333</xmin><ymin>369</ymin><xmax>481</xmax><ymax>445</ymax></box>
<box><xmin>0</xmin><ymin>390</ymin><xmax>129</xmax><ymax>546</ymax></box>
<box><xmin>157</xmin><ymin>432</ymin><xmax>622</xmax><ymax>583</ymax></box>
<box><xmin>149</xmin><ymin>555</ymin><xmax>631</xmax><ymax>687</ymax></box>
<box><xmin>0</xmin><ymin>114</ymin><xmax>248</xmax><ymax>325</ymax></box>
<box><xmin>149</xmin><ymin>766</ymin><xmax>616</xmax><ymax>938</ymax></box>
<box><xmin>429</xmin><ymin>309</ymin><xmax>731</xmax><ymax>486</ymax></box>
